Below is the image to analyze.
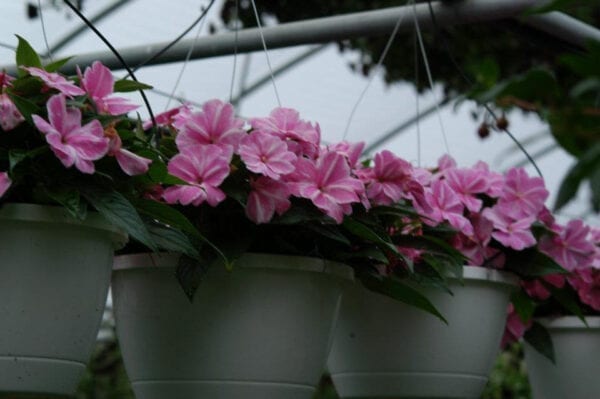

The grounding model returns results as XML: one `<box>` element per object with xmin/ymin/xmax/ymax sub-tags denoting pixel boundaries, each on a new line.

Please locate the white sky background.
<box><xmin>0</xmin><ymin>0</ymin><xmax>597</xmax><ymax>226</ymax></box>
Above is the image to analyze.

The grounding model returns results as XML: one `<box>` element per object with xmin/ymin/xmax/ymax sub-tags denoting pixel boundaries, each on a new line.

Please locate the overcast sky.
<box><xmin>1</xmin><ymin>0</ymin><xmax>596</xmax><ymax>226</ymax></box>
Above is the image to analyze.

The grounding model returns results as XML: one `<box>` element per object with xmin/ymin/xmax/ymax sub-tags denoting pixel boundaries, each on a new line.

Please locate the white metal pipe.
<box><xmin>2</xmin><ymin>0</ymin><xmax>545</xmax><ymax>75</ymax></box>
<box><xmin>522</xmin><ymin>11</ymin><xmax>600</xmax><ymax>49</ymax></box>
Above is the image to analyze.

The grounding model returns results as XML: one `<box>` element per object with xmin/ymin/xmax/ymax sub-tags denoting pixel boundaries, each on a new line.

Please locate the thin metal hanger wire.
<box><xmin>62</xmin><ymin>0</ymin><xmax>157</xmax><ymax>129</ymax></box>
<box><xmin>411</xmin><ymin>0</ymin><xmax>450</xmax><ymax>155</ymax></box>
<box><xmin>124</xmin><ymin>0</ymin><xmax>217</xmax><ymax>77</ymax></box>
<box><xmin>249</xmin><ymin>0</ymin><xmax>282</xmax><ymax>107</ymax></box>
<box><xmin>229</xmin><ymin>0</ymin><xmax>240</xmax><ymax>103</ymax></box>
<box><xmin>164</xmin><ymin>3</ymin><xmax>208</xmax><ymax>111</ymax></box>
<box><xmin>342</xmin><ymin>0</ymin><xmax>410</xmax><ymax>141</ymax></box>
<box><xmin>424</xmin><ymin>0</ymin><xmax>542</xmax><ymax>177</ymax></box>
<box><xmin>38</xmin><ymin>0</ymin><xmax>54</xmax><ymax>62</ymax></box>
<box><xmin>415</xmin><ymin>32</ymin><xmax>421</xmax><ymax>167</ymax></box>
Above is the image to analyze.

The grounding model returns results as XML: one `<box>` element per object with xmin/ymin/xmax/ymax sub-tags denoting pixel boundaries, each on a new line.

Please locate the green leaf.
<box><xmin>134</xmin><ymin>199</ymin><xmax>200</xmax><ymax>239</ymax></box>
<box><xmin>507</xmin><ymin>250</ymin><xmax>567</xmax><ymax>277</ymax></box>
<box><xmin>335</xmin><ymin>247</ymin><xmax>389</xmax><ymax>264</ymax></box>
<box><xmin>7</xmin><ymin>93</ymin><xmax>41</xmax><ymax>124</ymax></box>
<box><xmin>554</xmin><ymin>142</ymin><xmax>600</xmax><ymax>211</ymax></box>
<box><xmin>44</xmin><ymin>56</ymin><xmax>74</xmax><ymax>72</ymax></box>
<box><xmin>358</xmin><ymin>272</ymin><xmax>447</xmax><ymax>324</ymax></box>
<box><xmin>524</xmin><ymin>322</ymin><xmax>555</xmax><ymax>364</ymax></box>
<box><xmin>570</xmin><ymin>78</ymin><xmax>600</xmax><ymax>99</ymax></box>
<box><xmin>175</xmin><ymin>254</ymin><xmax>209</xmax><ymax>302</ymax></box>
<box><xmin>422</xmin><ymin>253</ymin><xmax>463</xmax><ymax>282</ymax></box>
<box><xmin>81</xmin><ymin>187</ymin><xmax>156</xmax><ymax>250</ymax></box>
<box><xmin>113</xmin><ymin>79</ymin><xmax>153</xmax><ymax>93</ymax></box>
<box><xmin>8</xmin><ymin>147</ymin><xmax>46</xmax><ymax>172</ymax></box>
<box><xmin>343</xmin><ymin>218</ymin><xmax>398</xmax><ymax>254</ymax></box>
<box><xmin>542</xmin><ymin>282</ymin><xmax>587</xmax><ymax>324</ymax></box>
<box><xmin>44</xmin><ymin>187</ymin><xmax>87</xmax><ymax>220</ymax></box>
<box><xmin>510</xmin><ymin>290</ymin><xmax>536</xmax><ymax>323</ymax></box>
<box><xmin>591</xmin><ymin>165</ymin><xmax>600</xmax><ymax>212</ymax></box>
<box><xmin>15</xmin><ymin>35</ymin><xmax>42</xmax><ymax>74</ymax></box>
<box><xmin>147</xmin><ymin>223</ymin><xmax>199</xmax><ymax>260</ymax></box>
<box><xmin>305</xmin><ymin>224</ymin><xmax>351</xmax><ymax>246</ymax></box>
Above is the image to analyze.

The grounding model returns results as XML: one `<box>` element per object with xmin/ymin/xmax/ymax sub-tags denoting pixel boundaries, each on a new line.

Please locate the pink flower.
<box><xmin>501</xmin><ymin>304</ymin><xmax>531</xmax><ymax>348</ymax></box>
<box><xmin>0</xmin><ymin>72</ymin><xmax>14</xmax><ymax>88</ymax></box>
<box><xmin>451</xmin><ymin>214</ymin><xmax>498</xmax><ymax>266</ymax></box>
<box><xmin>32</xmin><ymin>94</ymin><xmax>109</xmax><ymax>174</ymax></box>
<box><xmin>0</xmin><ymin>172</ymin><xmax>11</xmax><ymax>198</ymax></box>
<box><xmin>23</xmin><ymin>67</ymin><xmax>85</xmax><ymax>97</ymax></box>
<box><xmin>105</xmin><ymin>127</ymin><xmax>152</xmax><ymax>176</ymax></box>
<box><xmin>174</xmin><ymin>99</ymin><xmax>245</xmax><ymax>152</ymax></box>
<box><xmin>363</xmin><ymin>150</ymin><xmax>413</xmax><ymax>206</ymax></box>
<box><xmin>163</xmin><ymin>145</ymin><xmax>231</xmax><ymax>207</ymax></box>
<box><xmin>328</xmin><ymin>141</ymin><xmax>365</xmax><ymax>169</ymax></box>
<box><xmin>239</xmin><ymin>132</ymin><xmax>297</xmax><ymax>179</ymax></box>
<box><xmin>568</xmin><ymin>268</ymin><xmax>600</xmax><ymax>311</ymax></box>
<box><xmin>437</xmin><ymin>154</ymin><xmax>457</xmax><ymax>172</ymax></box>
<box><xmin>473</xmin><ymin>161</ymin><xmax>504</xmax><ymax>197</ymax></box>
<box><xmin>289</xmin><ymin>151</ymin><xmax>363</xmax><ymax>223</ymax></box>
<box><xmin>250</xmin><ymin>107</ymin><xmax>320</xmax><ymax>158</ymax></box>
<box><xmin>246</xmin><ymin>176</ymin><xmax>291</xmax><ymax>224</ymax></box>
<box><xmin>539</xmin><ymin>219</ymin><xmax>596</xmax><ymax>271</ymax></box>
<box><xmin>0</xmin><ymin>93</ymin><xmax>24</xmax><ymax>131</ymax></box>
<box><xmin>482</xmin><ymin>204</ymin><xmax>536</xmax><ymax>250</ymax></box>
<box><xmin>78</xmin><ymin>61</ymin><xmax>138</xmax><ymax>115</ymax></box>
<box><xmin>142</xmin><ymin>104</ymin><xmax>191</xmax><ymax>130</ymax></box>
<box><xmin>415</xmin><ymin>180</ymin><xmax>473</xmax><ymax>235</ymax></box>
<box><xmin>498</xmin><ymin>167</ymin><xmax>549</xmax><ymax>217</ymax></box>
<box><xmin>444</xmin><ymin>168</ymin><xmax>489</xmax><ymax>212</ymax></box>
<box><xmin>522</xmin><ymin>274</ymin><xmax>566</xmax><ymax>300</ymax></box>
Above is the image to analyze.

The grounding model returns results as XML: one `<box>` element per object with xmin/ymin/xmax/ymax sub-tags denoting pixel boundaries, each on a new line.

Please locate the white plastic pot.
<box><xmin>112</xmin><ymin>252</ymin><xmax>352</xmax><ymax>399</ymax></box>
<box><xmin>327</xmin><ymin>266</ymin><xmax>517</xmax><ymax>398</ymax></box>
<box><xmin>524</xmin><ymin>316</ymin><xmax>600</xmax><ymax>399</ymax></box>
<box><xmin>0</xmin><ymin>203</ymin><xmax>126</xmax><ymax>396</ymax></box>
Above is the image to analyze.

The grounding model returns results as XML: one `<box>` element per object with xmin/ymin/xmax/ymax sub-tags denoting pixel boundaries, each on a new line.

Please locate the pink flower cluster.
<box><xmin>502</xmin><ymin>225</ymin><xmax>599</xmax><ymax>347</ymax></box>
<box><xmin>0</xmin><ymin>63</ymin><xmax>152</xmax><ymax>199</ymax></box>
<box><xmin>160</xmin><ymin>102</ymin><xmax>366</xmax><ymax>224</ymax></box>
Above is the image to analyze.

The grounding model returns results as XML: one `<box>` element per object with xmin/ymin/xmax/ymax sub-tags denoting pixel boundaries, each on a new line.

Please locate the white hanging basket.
<box><xmin>0</xmin><ymin>203</ymin><xmax>126</xmax><ymax>396</ymax></box>
<box><xmin>327</xmin><ymin>266</ymin><xmax>517</xmax><ymax>398</ymax></box>
<box><xmin>112</xmin><ymin>252</ymin><xmax>352</xmax><ymax>399</ymax></box>
<box><xmin>525</xmin><ymin>316</ymin><xmax>600</xmax><ymax>399</ymax></box>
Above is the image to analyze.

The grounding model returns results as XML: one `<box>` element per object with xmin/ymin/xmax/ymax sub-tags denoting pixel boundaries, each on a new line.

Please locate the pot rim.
<box><xmin>459</xmin><ymin>265</ymin><xmax>519</xmax><ymax>286</ymax></box>
<box><xmin>0</xmin><ymin>203</ymin><xmax>128</xmax><ymax>247</ymax></box>
<box><xmin>536</xmin><ymin>316</ymin><xmax>600</xmax><ymax>329</ymax></box>
<box><xmin>113</xmin><ymin>252</ymin><xmax>354</xmax><ymax>280</ymax></box>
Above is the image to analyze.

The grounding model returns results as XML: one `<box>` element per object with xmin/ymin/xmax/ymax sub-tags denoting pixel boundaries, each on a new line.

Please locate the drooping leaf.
<box><xmin>542</xmin><ymin>282</ymin><xmax>587</xmax><ymax>325</ymax></box>
<box><xmin>570</xmin><ymin>77</ymin><xmax>600</xmax><ymax>99</ymax></box>
<box><xmin>334</xmin><ymin>247</ymin><xmax>389</xmax><ymax>264</ymax></box>
<box><xmin>15</xmin><ymin>35</ymin><xmax>42</xmax><ymax>74</ymax></box>
<box><xmin>146</xmin><ymin>223</ymin><xmax>200</xmax><ymax>260</ymax></box>
<box><xmin>305</xmin><ymin>224</ymin><xmax>351</xmax><ymax>247</ymax></box>
<box><xmin>44</xmin><ymin>187</ymin><xmax>87</xmax><ymax>220</ymax></box>
<box><xmin>554</xmin><ymin>142</ymin><xmax>600</xmax><ymax>211</ymax></box>
<box><xmin>343</xmin><ymin>218</ymin><xmax>398</xmax><ymax>254</ymax></box>
<box><xmin>175</xmin><ymin>254</ymin><xmax>210</xmax><ymax>302</ymax></box>
<box><xmin>357</xmin><ymin>271</ymin><xmax>447</xmax><ymax>324</ymax></box>
<box><xmin>507</xmin><ymin>250</ymin><xmax>567</xmax><ymax>277</ymax></box>
<box><xmin>524</xmin><ymin>322</ymin><xmax>555</xmax><ymax>364</ymax></box>
<box><xmin>81</xmin><ymin>187</ymin><xmax>156</xmax><ymax>251</ymax></box>
<box><xmin>135</xmin><ymin>198</ymin><xmax>200</xmax><ymax>239</ymax></box>
<box><xmin>113</xmin><ymin>79</ymin><xmax>153</xmax><ymax>93</ymax></box>
<box><xmin>422</xmin><ymin>253</ymin><xmax>463</xmax><ymax>282</ymax></box>
<box><xmin>510</xmin><ymin>290</ymin><xmax>537</xmax><ymax>323</ymax></box>
<box><xmin>591</xmin><ymin>165</ymin><xmax>600</xmax><ymax>212</ymax></box>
